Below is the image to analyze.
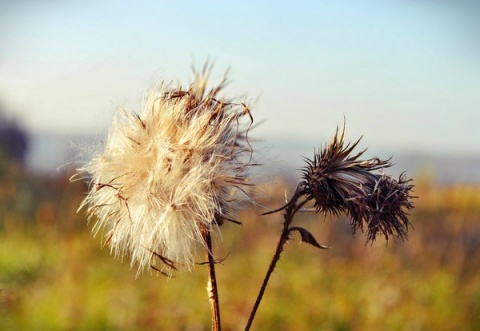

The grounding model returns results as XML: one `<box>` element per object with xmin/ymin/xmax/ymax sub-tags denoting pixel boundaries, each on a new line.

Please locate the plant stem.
<box><xmin>244</xmin><ymin>217</ymin><xmax>290</xmax><ymax>330</ymax></box>
<box><xmin>204</xmin><ymin>228</ymin><xmax>221</xmax><ymax>331</ymax></box>
<box><xmin>245</xmin><ymin>187</ymin><xmax>306</xmax><ymax>331</ymax></box>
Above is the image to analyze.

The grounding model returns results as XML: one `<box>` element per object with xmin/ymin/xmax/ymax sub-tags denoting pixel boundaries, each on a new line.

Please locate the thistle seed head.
<box><xmin>75</xmin><ymin>68</ymin><xmax>254</xmax><ymax>274</ymax></box>
<box><xmin>301</xmin><ymin>126</ymin><xmax>414</xmax><ymax>242</ymax></box>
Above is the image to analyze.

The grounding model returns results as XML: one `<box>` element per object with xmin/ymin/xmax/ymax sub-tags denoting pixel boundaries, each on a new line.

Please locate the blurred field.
<box><xmin>1</xmin><ymin>161</ymin><xmax>480</xmax><ymax>331</ymax></box>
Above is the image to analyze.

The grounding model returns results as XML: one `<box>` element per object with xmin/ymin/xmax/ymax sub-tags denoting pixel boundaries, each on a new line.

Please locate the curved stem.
<box><xmin>245</xmin><ymin>187</ymin><xmax>307</xmax><ymax>330</ymax></box>
<box><xmin>204</xmin><ymin>228</ymin><xmax>221</xmax><ymax>331</ymax></box>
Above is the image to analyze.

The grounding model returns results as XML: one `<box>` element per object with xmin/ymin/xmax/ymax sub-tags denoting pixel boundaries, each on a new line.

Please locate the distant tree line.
<box><xmin>0</xmin><ymin>105</ymin><xmax>29</xmax><ymax>167</ymax></box>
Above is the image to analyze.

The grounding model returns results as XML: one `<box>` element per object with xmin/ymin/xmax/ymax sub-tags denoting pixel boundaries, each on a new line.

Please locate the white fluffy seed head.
<box><xmin>76</xmin><ymin>72</ymin><xmax>254</xmax><ymax>275</ymax></box>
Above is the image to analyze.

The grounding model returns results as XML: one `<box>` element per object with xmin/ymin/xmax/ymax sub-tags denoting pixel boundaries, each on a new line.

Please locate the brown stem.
<box><xmin>245</xmin><ymin>187</ymin><xmax>307</xmax><ymax>331</ymax></box>
<box><xmin>204</xmin><ymin>227</ymin><xmax>221</xmax><ymax>331</ymax></box>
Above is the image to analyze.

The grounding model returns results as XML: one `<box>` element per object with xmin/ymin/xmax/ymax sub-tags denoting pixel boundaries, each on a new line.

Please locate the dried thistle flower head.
<box><xmin>75</xmin><ymin>67</ymin><xmax>254</xmax><ymax>274</ymax></box>
<box><xmin>301</xmin><ymin>125</ymin><xmax>414</xmax><ymax>242</ymax></box>
<box><xmin>348</xmin><ymin>172</ymin><xmax>414</xmax><ymax>241</ymax></box>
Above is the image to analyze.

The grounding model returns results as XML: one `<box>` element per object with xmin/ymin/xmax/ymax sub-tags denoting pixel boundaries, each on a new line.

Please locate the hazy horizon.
<box><xmin>24</xmin><ymin>130</ymin><xmax>480</xmax><ymax>184</ymax></box>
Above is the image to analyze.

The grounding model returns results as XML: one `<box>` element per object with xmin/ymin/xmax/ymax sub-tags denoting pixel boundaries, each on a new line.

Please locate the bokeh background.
<box><xmin>1</xmin><ymin>1</ymin><xmax>479</xmax><ymax>330</ymax></box>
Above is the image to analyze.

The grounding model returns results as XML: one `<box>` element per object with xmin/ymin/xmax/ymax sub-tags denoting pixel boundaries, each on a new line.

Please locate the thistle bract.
<box><xmin>302</xmin><ymin>126</ymin><xmax>414</xmax><ymax>242</ymax></box>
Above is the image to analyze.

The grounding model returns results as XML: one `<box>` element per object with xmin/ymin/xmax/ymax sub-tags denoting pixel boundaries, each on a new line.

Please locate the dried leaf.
<box><xmin>289</xmin><ymin>226</ymin><xmax>329</xmax><ymax>249</ymax></box>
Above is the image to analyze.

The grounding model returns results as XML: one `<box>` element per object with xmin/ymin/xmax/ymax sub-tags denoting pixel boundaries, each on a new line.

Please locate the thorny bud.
<box><xmin>301</xmin><ymin>126</ymin><xmax>414</xmax><ymax>242</ymax></box>
<box><xmin>73</xmin><ymin>65</ymin><xmax>255</xmax><ymax>274</ymax></box>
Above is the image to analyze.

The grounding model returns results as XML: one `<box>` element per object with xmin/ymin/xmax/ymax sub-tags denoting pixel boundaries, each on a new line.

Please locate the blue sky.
<box><xmin>1</xmin><ymin>1</ymin><xmax>479</xmax><ymax>157</ymax></box>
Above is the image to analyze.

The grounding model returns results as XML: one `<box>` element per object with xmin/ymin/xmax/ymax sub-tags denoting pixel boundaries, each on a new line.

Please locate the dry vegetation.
<box><xmin>1</xmin><ymin>163</ymin><xmax>480</xmax><ymax>330</ymax></box>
